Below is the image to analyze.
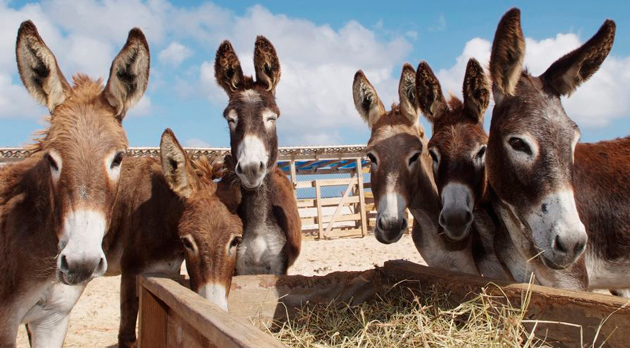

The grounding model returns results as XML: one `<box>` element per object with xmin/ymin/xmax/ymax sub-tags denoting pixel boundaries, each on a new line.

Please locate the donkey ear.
<box><xmin>16</xmin><ymin>20</ymin><xmax>71</xmax><ymax>113</ymax></box>
<box><xmin>104</xmin><ymin>28</ymin><xmax>150</xmax><ymax>121</ymax></box>
<box><xmin>254</xmin><ymin>36</ymin><xmax>281</xmax><ymax>93</ymax></box>
<box><xmin>160</xmin><ymin>129</ymin><xmax>195</xmax><ymax>198</ymax></box>
<box><xmin>489</xmin><ymin>8</ymin><xmax>525</xmax><ymax>103</ymax></box>
<box><xmin>415</xmin><ymin>61</ymin><xmax>447</xmax><ymax>123</ymax></box>
<box><xmin>352</xmin><ymin>70</ymin><xmax>385</xmax><ymax>129</ymax></box>
<box><xmin>541</xmin><ymin>20</ymin><xmax>615</xmax><ymax>96</ymax></box>
<box><xmin>214</xmin><ymin>40</ymin><xmax>245</xmax><ymax>96</ymax></box>
<box><xmin>398</xmin><ymin>63</ymin><xmax>419</xmax><ymax>124</ymax></box>
<box><xmin>463</xmin><ymin>58</ymin><xmax>490</xmax><ymax>123</ymax></box>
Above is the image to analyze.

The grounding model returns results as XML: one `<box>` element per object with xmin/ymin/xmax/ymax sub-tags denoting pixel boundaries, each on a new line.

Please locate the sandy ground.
<box><xmin>16</xmin><ymin>234</ymin><xmax>424</xmax><ymax>347</ymax></box>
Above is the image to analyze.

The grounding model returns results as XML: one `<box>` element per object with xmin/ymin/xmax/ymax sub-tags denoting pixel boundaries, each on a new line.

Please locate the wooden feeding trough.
<box><xmin>138</xmin><ymin>261</ymin><xmax>630</xmax><ymax>348</ymax></box>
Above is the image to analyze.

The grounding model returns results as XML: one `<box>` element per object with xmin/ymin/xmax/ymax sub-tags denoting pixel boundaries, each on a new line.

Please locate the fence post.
<box><xmin>315</xmin><ymin>180</ymin><xmax>323</xmax><ymax>239</ymax></box>
<box><xmin>355</xmin><ymin>158</ymin><xmax>368</xmax><ymax>237</ymax></box>
<box><xmin>138</xmin><ymin>286</ymin><xmax>169</xmax><ymax>348</ymax></box>
<box><xmin>289</xmin><ymin>159</ymin><xmax>298</xmax><ymax>200</ymax></box>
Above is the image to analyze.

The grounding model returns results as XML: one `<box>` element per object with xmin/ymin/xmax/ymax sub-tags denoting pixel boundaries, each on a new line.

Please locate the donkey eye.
<box><xmin>476</xmin><ymin>146</ymin><xmax>487</xmax><ymax>160</ymax></box>
<box><xmin>181</xmin><ymin>236</ymin><xmax>194</xmax><ymax>250</ymax></box>
<box><xmin>45</xmin><ymin>153</ymin><xmax>58</xmax><ymax>171</ymax></box>
<box><xmin>429</xmin><ymin>149</ymin><xmax>439</xmax><ymax>164</ymax></box>
<box><xmin>508</xmin><ymin>137</ymin><xmax>532</xmax><ymax>156</ymax></box>
<box><xmin>408</xmin><ymin>152</ymin><xmax>421</xmax><ymax>166</ymax></box>
<box><xmin>111</xmin><ymin>151</ymin><xmax>125</xmax><ymax>169</ymax></box>
<box><xmin>230</xmin><ymin>236</ymin><xmax>242</xmax><ymax>249</ymax></box>
<box><xmin>367</xmin><ymin>153</ymin><xmax>377</xmax><ymax>165</ymax></box>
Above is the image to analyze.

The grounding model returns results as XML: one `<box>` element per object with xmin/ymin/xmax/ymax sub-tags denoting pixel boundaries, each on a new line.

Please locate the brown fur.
<box><xmin>214</xmin><ymin>36</ymin><xmax>301</xmax><ymax>275</ymax></box>
<box><xmin>489</xmin><ymin>8</ymin><xmax>525</xmax><ymax>99</ymax></box>
<box><xmin>1</xmin><ymin>22</ymin><xmax>149</xmax><ymax>347</ymax></box>
<box><xmin>105</xmin><ymin>130</ymin><xmax>242</xmax><ymax>347</ymax></box>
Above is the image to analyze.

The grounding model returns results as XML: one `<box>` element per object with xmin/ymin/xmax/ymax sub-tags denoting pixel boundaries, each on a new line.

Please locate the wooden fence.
<box><xmin>0</xmin><ymin>145</ymin><xmax>413</xmax><ymax>239</ymax></box>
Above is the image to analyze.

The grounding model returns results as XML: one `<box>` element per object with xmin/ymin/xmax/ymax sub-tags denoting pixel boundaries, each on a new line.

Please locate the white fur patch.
<box><xmin>48</xmin><ymin>149</ymin><xmax>62</xmax><ymax>184</ymax></box>
<box><xmin>525</xmin><ymin>189</ymin><xmax>586</xmax><ymax>255</ymax></box>
<box><xmin>58</xmin><ymin>209</ymin><xmax>108</xmax><ymax>278</ymax></box>
<box><xmin>104</xmin><ymin>150</ymin><xmax>122</xmax><ymax>182</ymax></box>
<box><xmin>262</xmin><ymin>108</ymin><xmax>277</xmax><ymax>131</ymax></box>
<box><xmin>240</xmin><ymin>89</ymin><xmax>261</xmax><ymax>103</ymax></box>
<box><xmin>237</xmin><ymin>135</ymin><xmax>269</xmax><ymax>187</ymax></box>
<box><xmin>198</xmin><ymin>283</ymin><xmax>229</xmax><ymax>311</ymax></box>
<box><xmin>441</xmin><ymin>183</ymin><xmax>473</xmax><ymax>213</ymax></box>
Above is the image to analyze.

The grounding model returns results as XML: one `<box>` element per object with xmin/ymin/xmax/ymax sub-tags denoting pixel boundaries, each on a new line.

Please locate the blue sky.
<box><xmin>1</xmin><ymin>0</ymin><xmax>629</xmax><ymax>148</ymax></box>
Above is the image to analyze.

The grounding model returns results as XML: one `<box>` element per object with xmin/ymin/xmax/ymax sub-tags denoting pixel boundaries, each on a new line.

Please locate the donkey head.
<box><xmin>487</xmin><ymin>8</ymin><xmax>615</xmax><ymax>268</ymax></box>
<box><xmin>160</xmin><ymin>129</ymin><xmax>243</xmax><ymax>310</ymax></box>
<box><xmin>16</xmin><ymin>21</ymin><xmax>149</xmax><ymax>285</ymax></box>
<box><xmin>418</xmin><ymin>59</ymin><xmax>490</xmax><ymax>241</ymax></box>
<box><xmin>353</xmin><ymin>64</ymin><xmax>435</xmax><ymax>243</ymax></box>
<box><xmin>214</xmin><ymin>37</ymin><xmax>281</xmax><ymax>189</ymax></box>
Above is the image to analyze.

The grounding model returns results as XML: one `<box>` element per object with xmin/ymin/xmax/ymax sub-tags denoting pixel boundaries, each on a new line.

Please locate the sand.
<box><xmin>15</xmin><ymin>234</ymin><xmax>424</xmax><ymax>347</ymax></box>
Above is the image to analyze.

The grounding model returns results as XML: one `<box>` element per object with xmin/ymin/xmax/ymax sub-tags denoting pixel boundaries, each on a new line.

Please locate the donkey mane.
<box><xmin>26</xmin><ymin>74</ymin><xmax>111</xmax><ymax>155</ymax></box>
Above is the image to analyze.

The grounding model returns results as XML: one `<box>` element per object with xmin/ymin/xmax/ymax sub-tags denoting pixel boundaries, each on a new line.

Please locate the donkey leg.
<box><xmin>118</xmin><ymin>273</ymin><xmax>139</xmax><ymax>348</ymax></box>
<box><xmin>27</xmin><ymin>283</ymin><xmax>85</xmax><ymax>348</ymax></box>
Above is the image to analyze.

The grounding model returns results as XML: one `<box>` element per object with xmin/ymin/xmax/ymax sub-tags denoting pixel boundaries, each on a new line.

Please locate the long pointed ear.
<box><xmin>16</xmin><ymin>20</ymin><xmax>71</xmax><ymax>113</ymax></box>
<box><xmin>254</xmin><ymin>36</ymin><xmax>281</xmax><ymax>93</ymax></box>
<box><xmin>489</xmin><ymin>8</ymin><xmax>525</xmax><ymax>103</ymax></box>
<box><xmin>415</xmin><ymin>61</ymin><xmax>447</xmax><ymax>123</ymax></box>
<box><xmin>104</xmin><ymin>28</ymin><xmax>150</xmax><ymax>121</ymax></box>
<box><xmin>160</xmin><ymin>129</ymin><xmax>196</xmax><ymax>198</ymax></box>
<box><xmin>352</xmin><ymin>70</ymin><xmax>385</xmax><ymax>129</ymax></box>
<box><xmin>214</xmin><ymin>40</ymin><xmax>245</xmax><ymax>96</ymax></box>
<box><xmin>463</xmin><ymin>58</ymin><xmax>490</xmax><ymax>123</ymax></box>
<box><xmin>398</xmin><ymin>63</ymin><xmax>419</xmax><ymax>124</ymax></box>
<box><xmin>541</xmin><ymin>20</ymin><xmax>615</xmax><ymax>96</ymax></box>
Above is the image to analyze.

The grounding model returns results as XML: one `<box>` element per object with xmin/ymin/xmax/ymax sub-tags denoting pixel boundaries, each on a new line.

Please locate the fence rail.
<box><xmin>0</xmin><ymin>145</ymin><xmax>412</xmax><ymax>239</ymax></box>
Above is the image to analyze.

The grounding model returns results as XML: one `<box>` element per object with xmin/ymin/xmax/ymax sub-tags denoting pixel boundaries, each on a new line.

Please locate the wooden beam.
<box><xmin>139</xmin><ymin>287</ymin><xmax>169</xmax><ymax>348</ymax></box>
<box><xmin>324</xmin><ymin>174</ymin><xmax>356</xmax><ymax>237</ymax></box>
<box><xmin>315</xmin><ymin>180</ymin><xmax>323</xmax><ymax>240</ymax></box>
<box><xmin>356</xmin><ymin>158</ymin><xmax>368</xmax><ymax>237</ymax></box>
<box><xmin>140</xmin><ymin>276</ymin><xmax>284</xmax><ymax>348</ymax></box>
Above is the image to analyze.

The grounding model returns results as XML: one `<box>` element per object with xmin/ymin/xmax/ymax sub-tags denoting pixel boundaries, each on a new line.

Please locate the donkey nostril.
<box><xmin>235</xmin><ymin>163</ymin><xmax>243</xmax><ymax>175</ymax></box>
<box><xmin>98</xmin><ymin>257</ymin><xmax>106</xmax><ymax>271</ymax></box>
<box><xmin>465</xmin><ymin>211</ymin><xmax>473</xmax><ymax>223</ymax></box>
<box><xmin>258</xmin><ymin>161</ymin><xmax>265</xmax><ymax>173</ymax></box>
<box><xmin>59</xmin><ymin>255</ymin><xmax>69</xmax><ymax>273</ymax></box>
<box><xmin>377</xmin><ymin>217</ymin><xmax>384</xmax><ymax>231</ymax></box>
<box><xmin>555</xmin><ymin>235</ymin><xmax>568</xmax><ymax>253</ymax></box>
<box><xmin>439</xmin><ymin>213</ymin><xmax>446</xmax><ymax>227</ymax></box>
<box><xmin>574</xmin><ymin>238</ymin><xmax>587</xmax><ymax>255</ymax></box>
<box><xmin>401</xmin><ymin>219</ymin><xmax>408</xmax><ymax>231</ymax></box>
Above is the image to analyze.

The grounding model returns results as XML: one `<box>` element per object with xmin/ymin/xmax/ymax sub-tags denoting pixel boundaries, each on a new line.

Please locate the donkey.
<box><xmin>0</xmin><ymin>21</ymin><xmax>148</xmax><ymax>347</ymax></box>
<box><xmin>213</xmin><ymin>37</ymin><xmax>301</xmax><ymax>275</ymax></box>
<box><xmin>106</xmin><ymin>129</ymin><xmax>243</xmax><ymax>347</ymax></box>
<box><xmin>352</xmin><ymin>64</ymin><xmax>478</xmax><ymax>274</ymax></box>
<box><xmin>416</xmin><ymin>58</ymin><xmax>512</xmax><ymax>280</ymax></box>
<box><xmin>486</xmin><ymin>8</ymin><xmax>628</xmax><ymax>291</ymax></box>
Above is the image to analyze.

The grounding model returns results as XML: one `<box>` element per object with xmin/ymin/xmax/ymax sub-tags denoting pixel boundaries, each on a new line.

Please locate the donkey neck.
<box><xmin>239</xmin><ymin>173</ymin><xmax>273</xmax><ymax>230</ymax></box>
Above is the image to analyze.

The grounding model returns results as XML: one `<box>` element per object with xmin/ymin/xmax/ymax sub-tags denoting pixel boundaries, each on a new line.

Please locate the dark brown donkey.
<box><xmin>352</xmin><ymin>64</ymin><xmax>478</xmax><ymax>274</ymax></box>
<box><xmin>107</xmin><ymin>129</ymin><xmax>243</xmax><ymax>347</ymax></box>
<box><xmin>486</xmin><ymin>8</ymin><xmax>628</xmax><ymax>290</ymax></box>
<box><xmin>213</xmin><ymin>37</ymin><xmax>301</xmax><ymax>275</ymax></box>
<box><xmin>0</xmin><ymin>22</ymin><xmax>148</xmax><ymax>347</ymax></box>
<box><xmin>417</xmin><ymin>58</ymin><xmax>511</xmax><ymax>280</ymax></box>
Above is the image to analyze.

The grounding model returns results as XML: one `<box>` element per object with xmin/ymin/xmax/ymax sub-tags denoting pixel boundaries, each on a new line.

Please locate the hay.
<box><xmin>267</xmin><ymin>282</ymin><xmax>552</xmax><ymax>348</ymax></box>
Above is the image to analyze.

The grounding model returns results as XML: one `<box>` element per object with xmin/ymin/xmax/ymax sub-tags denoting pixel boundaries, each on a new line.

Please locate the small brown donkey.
<box><xmin>352</xmin><ymin>64</ymin><xmax>477</xmax><ymax>274</ymax></box>
<box><xmin>0</xmin><ymin>22</ymin><xmax>149</xmax><ymax>347</ymax></box>
<box><xmin>214</xmin><ymin>37</ymin><xmax>301</xmax><ymax>275</ymax></box>
<box><xmin>487</xmin><ymin>8</ymin><xmax>629</xmax><ymax>290</ymax></box>
<box><xmin>107</xmin><ymin>129</ymin><xmax>243</xmax><ymax>347</ymax></box>
<box><xmin>416</xmin><ymin>58</ymin><xmax>511</xmax><ymax>280</ymax></box>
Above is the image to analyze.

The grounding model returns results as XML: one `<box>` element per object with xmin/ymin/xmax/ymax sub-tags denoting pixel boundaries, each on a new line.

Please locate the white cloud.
<box><xmin>127</xmin><ymin>96</ymin><xmax>152</xmax><ymax>118</ymax></box>
<box><xmin>435</xmin><ymin>32</ymin><xmax>630</xmax><ymax>130</ymax></box>
<box><xmin>198</xmin><ymin>5</ymin><xmax>412</xmax><ymax>145</ymax></box>
<box><xmin>184</xmin><ymin>138</ymin><xmax>211</xmax><ymax>148</ymax></box>
<box><xmin>429</xmin><ymin>14</ymin><xmax>446</xmax><ymax>32</ymax></box>
<box><xmin>159</xmin><ymin>41</ymin><xmax>193</xmax><ymax>66</ymax></box>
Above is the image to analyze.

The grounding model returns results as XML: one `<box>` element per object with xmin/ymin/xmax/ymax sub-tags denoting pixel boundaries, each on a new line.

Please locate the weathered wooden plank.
<box><xmin>295</xmin><ymin>177</ymin><xmax>358</xmax><ymax>189</ymax></box>
<box><xmin>355</xmin><ymin>159</ymin><xmax>368</xmax><ymax>237</ymax></box>
<box><xmin>297</xmin><ymin>196</ymin><xmax>360</xmax><ymax>208</ymax></box>
<box><xmin>324</xmin><ymin>174</ymin><xmax>356</xmax><ymax>237</ymax></box>
<box><xmin>138</xmin><ymin>287</ymin><xmax>169</xmax><ymax>348</ymax></box>
<box><xmin>315</xmin><ymin>180</ymin><xmax>323</xmax><ymax>239</ymax></box>
<box><xmin>140</xmin><ymin>276</ymin><xmax>285</xmax><ymax>348</ymax></box>
<box><xmin>289</xmin><ymin>160</ymin><xmax>298</xmax><ymax>200</ymax></box>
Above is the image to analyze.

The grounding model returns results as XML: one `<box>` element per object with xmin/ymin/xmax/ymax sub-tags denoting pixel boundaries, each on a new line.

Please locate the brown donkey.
<box><xmin>417</xmin><ymin>58</ymin><xmax>511</xmax><ymax>280</ymax></box>
<box><xmin>214</xmin><ymin>37</ymin><xmax>301</xmax><ymax>275</ymax></box>
<box><xmin>107</xmin><ymin>129</ymin><xmax>242</xmax><ymax>347</ymax></box>
<box><xmin>352</xmin><ymin>64</ymin><xmax>477</xmax><ymax>274</ymax></box>
<box><xmin>487</xmin><ymin>8</ymin><xmax>627</xmax><ymax>290</ymax></box>
<box><xmin>0</xmin><ymin>22</ymin><xmax>149</xmax><ymax>347</ymax></box>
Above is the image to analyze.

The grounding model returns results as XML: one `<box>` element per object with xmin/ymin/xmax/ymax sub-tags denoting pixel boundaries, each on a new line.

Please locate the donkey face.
<box><xmin>160</xmin><ymin>129</ymin><xmax>243</xmax><ymax>311</ymax></box>
<box><xmin>16</xmin><ymin>21</ymin><xmax>149</xmax><ymax>285</ymax></box>
<box><xmin>353</xmin><ymin>64</ymin><xmax>434</xmax><ymax>243</ymax></box>
<box><xmin>487</xmin><ymin>9</ymin><xmax>615</xmax><ymax>268</ymax></box>
<box><xmin>214</xmin><ymin>37</ymin><xmax>281</xmax><ymax>189</ymax></box>
<box><xmin>418</xmin><ymin>59</ymin><xmax>490</xmax><ymax>241</ymax></box>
